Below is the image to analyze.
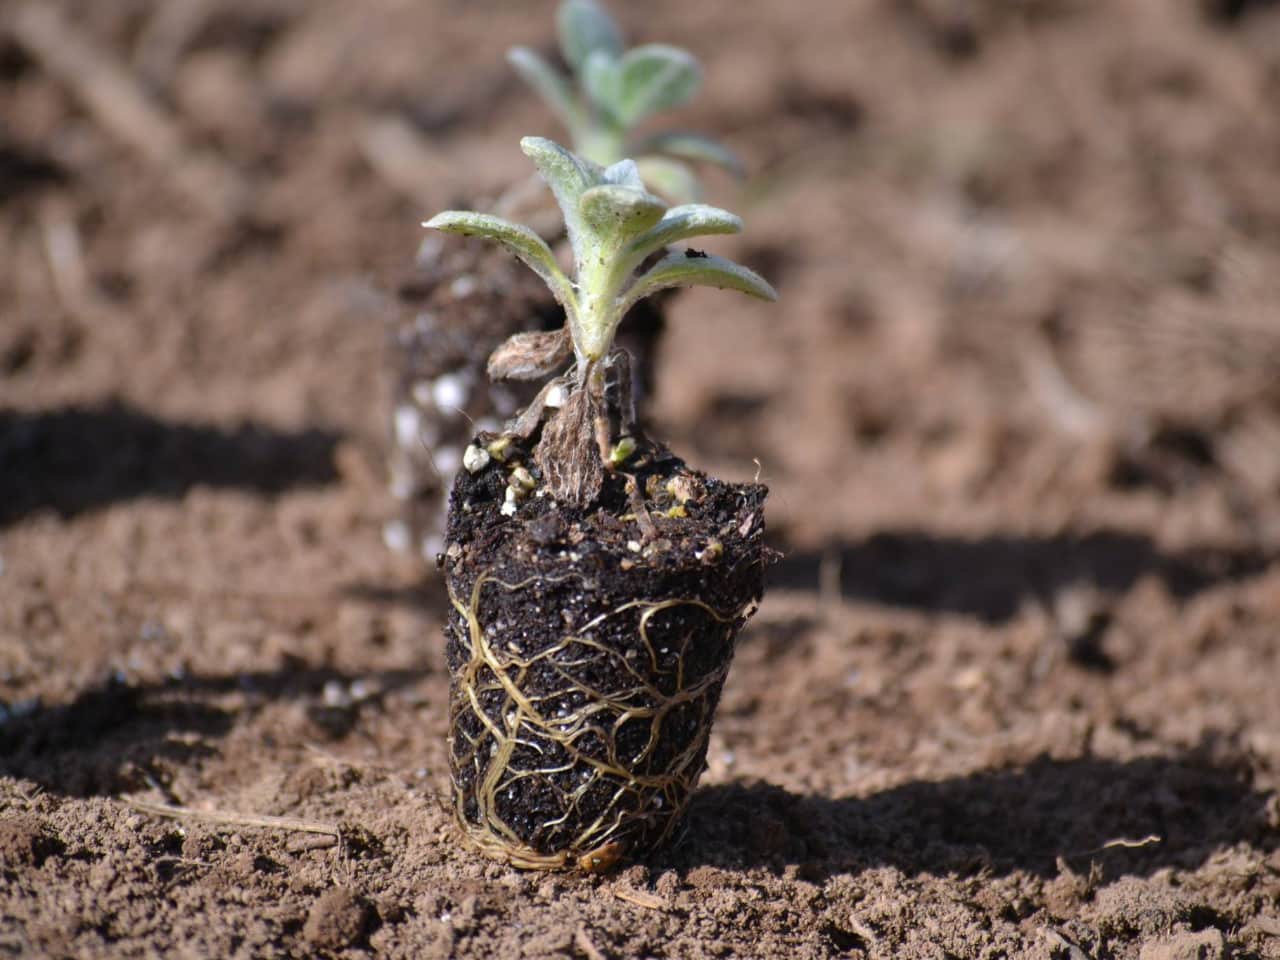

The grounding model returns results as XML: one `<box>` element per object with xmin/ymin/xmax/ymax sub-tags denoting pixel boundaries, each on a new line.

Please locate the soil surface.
<box><xmin>2</xmin><ymin>1</ymin><xmax>1280</xmax><ymax>958</ymax></box>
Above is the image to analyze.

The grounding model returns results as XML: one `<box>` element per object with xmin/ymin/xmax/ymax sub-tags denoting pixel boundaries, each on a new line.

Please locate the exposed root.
<box><xmin>445</xmin><ymin>572</ymin><xmax>752</xmax><ymax>871</ymax></box>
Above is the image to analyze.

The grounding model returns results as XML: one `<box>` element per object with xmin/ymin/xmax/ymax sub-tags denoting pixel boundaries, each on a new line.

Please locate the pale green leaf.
<box><xmin>507</xmin><ymin>47</ymin><xmax>585</xmax><ymax>137</ymax></box>
<box><xmin>626</xmin><ymin>203</ymin><xmax>742</xmax><ymax>264</ymax></box>
<box><xmin>601</xmin><ymin>158</ymin><xmax>643</xmax><ymax>189</ymax></box>
<box><xmin>616</xmin><ymin>45</ymin><xmax>701</xmax><ymax>127</ymax></box>
<box><xmin>423</xmin><ymin>211</ymin><xmax>574</xmax><ymax>307</ymax></box>
<box><xmin>578</xmin><ymin>184</ymin><xmax>667</xmax><ymax>237</ymax></box>
<box><xmin>632</xmin><ymin>130</ymin><xmax>743</xmax><ymax>176</ymax></box>
<box><xmin>520</xmin><ymin>136</ymin><xmax>602</xmax><ymax>254</ymax></box>
<box><xmin>635</xmin><ymin>156</ymin><xmax>701</xmax><ymax>204</ymax></box>
<box><xmin>581</xmin><ymin>49</ymin><xmax>620</xmax><ymax>117</ymax></box>
<box><xmin>557</xmin><ymin>0</ymin><xmax>623</xmax><ymax>71</ymax></box>
<box><xmin>620</xmin><ymin>249</ymin><xmax>777</xmax><ymax>315</ymax></box>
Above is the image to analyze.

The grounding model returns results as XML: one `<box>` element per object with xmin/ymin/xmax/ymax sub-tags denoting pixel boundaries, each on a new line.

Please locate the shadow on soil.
<box><xmin>343</xmin><ymin>578</ymin><xmax>452</xmax><ymax>619</ymax></box>
<box><xmin>0</xmin><ymin>402</ymin><xmax>341</xmax><ymax>528</ymax></box>
<box><xmin>0</xmin><ymin>665</ymin><xmax>427</xmax><ymax>797</ymax></box>
<box><xmin>770</xmin><ymin>530</ymin><xmax>1274</xmax><ymax>623</ymax></box>
<box><xmin>670</xmin><ymin>753</ymin><xmax>1276</xmax><ymax>880</ymax></box>
<box><xmin>4</xmin><ymin>667</ymin><xmax>1271</xmax><ymax>882</ymax></box>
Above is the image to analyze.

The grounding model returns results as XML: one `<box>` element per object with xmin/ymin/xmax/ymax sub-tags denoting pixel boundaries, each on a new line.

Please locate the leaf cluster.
<box><xmin>507</xmin><ymin>0</ymin><xmax>740</xmax><ymax>201</ymax></box>
<box><xmin>426</xmin><ymin>137</ymin><xmax>775</xmax><ymax>381</ymax></box>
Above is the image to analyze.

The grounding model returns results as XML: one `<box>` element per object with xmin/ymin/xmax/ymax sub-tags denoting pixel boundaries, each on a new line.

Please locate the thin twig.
<box><xmin>286</xmin><ymin>834</ymin><xmax>340</xmax><ymax>853</ymax></box>
<box><xmin>36</xmin><ymin>196</ymin><xmax>122</xmax><ymax>325</ymax></box>
<box><xmin>8</xmin><ymin>2</ymin><xmax>247</xmax><ymax>221</ymax></box>
<box><xmin>1021</xmin><ymin>329</ymin><xmax>1105</xmax><ymax>438</ymax></box>
<box><xmin>574</xmin><ymin>926</ymin><xmax>608</xmax><ymax>960</ymax></box>
<box><xmin>612</xmin><ymin>887</ymin><xmax>666</xmax><ymax>911</ymax></box>
<box><xmin>124</xmin><ymin>798</ymin><xmax>341</xmax><ymax>838</ymax></box>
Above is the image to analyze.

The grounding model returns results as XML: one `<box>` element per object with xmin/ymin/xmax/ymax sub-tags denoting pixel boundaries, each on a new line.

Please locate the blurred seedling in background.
<box><xmin>507</xmin><ymin>0</ymin><xmax>742</xmax><ymax>203</ymax></box>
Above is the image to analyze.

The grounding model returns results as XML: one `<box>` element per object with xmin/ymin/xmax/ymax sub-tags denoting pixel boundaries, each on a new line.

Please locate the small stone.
<box><xmin>486</xmin><ymin>436</ymin><xmax>512</xmax><ymax>461</ymax></box>
<box><xmin>463</xmin><ymin>445</ymin><xmax>491</xmax><ymax>474</ymax></box>
<box><xmin>431</xmin><ymin>372</ymin><xmax>469</xmax><ymax>410</ymax></box>
<box><xmin>450</xmin><ymin>275</ymin><xmax>478</xmax><ymax>299</ymax></box>
<box><xmin>393</xmin><ymin>405</ymin><xmax>421</xmax><ymax>449</ymax></box>
<box><xmin>697</xmin><ymin>539</ymin><xmax>723</xmax><ymax>563</ymax></box>
<box><xmin>382</xmin><ymin>520</ymin><xmax>411</xmax><ymax>553</ymax></box>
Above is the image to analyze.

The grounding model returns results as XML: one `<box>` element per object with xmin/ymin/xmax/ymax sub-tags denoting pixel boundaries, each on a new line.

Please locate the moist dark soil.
<box><xmin>3</xmin><ymin>1</ymin><xmax>1280</xmax><ymax>958</ymax></box>
<box><xmin>443</xmin><ymin>434</ymin><xmax>768</xmax><ymax>868</ymax></box>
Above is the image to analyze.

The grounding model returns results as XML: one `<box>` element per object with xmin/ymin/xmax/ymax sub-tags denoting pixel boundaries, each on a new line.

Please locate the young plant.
<box><xmin>428</xmin><ymin>138</ymin><xmax>776</xmax><ymax>871</ymax></box>
<box><xmin>425</xmin><ymin>136</ymin><xmax>776</xmax><ymax>505</ymax></box>
<box><xmin>507</xmin><ymin>0</ymin><xmax>741</xmax><ymax>201</ymax></box>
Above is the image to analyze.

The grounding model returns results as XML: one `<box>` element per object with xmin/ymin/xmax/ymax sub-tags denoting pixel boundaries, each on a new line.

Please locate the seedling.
<box><xmin>425</xmin><ymin>136</ymin><xmax>775</xmax><ymax>504</ymax></box>
<box><xmin>508</xmin><ymin>0</ymin><xmax>741</xmax><ymax>200</ymax></box>
<box><xmin>428</xmin><ymin>138</ymin><xmax>775</xmax><ymax>872</ymax></box>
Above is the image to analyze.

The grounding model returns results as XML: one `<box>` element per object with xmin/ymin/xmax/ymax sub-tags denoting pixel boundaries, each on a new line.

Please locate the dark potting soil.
<box><xmin>442</xmin><ymin>435</ymin><xmax>769</xmax><ymax>868</ymax></box>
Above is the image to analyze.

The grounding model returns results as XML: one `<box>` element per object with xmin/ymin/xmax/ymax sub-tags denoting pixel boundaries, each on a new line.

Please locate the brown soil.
<box><xmin>2</xmin><ymin>1</ymin><xmax>1279</xmax><ymax>958</ymax></box>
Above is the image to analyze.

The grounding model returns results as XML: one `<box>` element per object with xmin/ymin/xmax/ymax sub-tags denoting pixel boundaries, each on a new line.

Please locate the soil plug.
<box><xmin>426</xmin><ymin>137</ymin><xmax>776</xmax><ymax>871</ymax></box>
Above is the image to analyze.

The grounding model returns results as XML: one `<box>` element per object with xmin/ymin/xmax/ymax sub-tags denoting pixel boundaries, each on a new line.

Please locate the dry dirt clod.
<box><xmin>1138</xmin><ymin>929</ymin><xmax>1226</xmax><ymax>960</ymax></box>
<box><xmin>302</xmin><ymin>887</ymin><xmax>371</xmax><ymax>952</ymax></box>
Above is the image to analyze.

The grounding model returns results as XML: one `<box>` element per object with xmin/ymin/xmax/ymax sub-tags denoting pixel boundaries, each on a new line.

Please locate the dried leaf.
<box><xmin>487</xmin><ymin>329</ymin><xmax>572</xmax><ymax>381</ymax></box>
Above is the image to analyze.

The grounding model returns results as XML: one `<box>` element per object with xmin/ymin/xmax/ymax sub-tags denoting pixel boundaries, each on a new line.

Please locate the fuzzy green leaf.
<box><xmin>635</xmin><ymin>156</ymin><xmax>702</xmax><ymax>203</ymax></box>
<box><xmin>579</xmin><ymin>184</ymin><xmax>667</xmax><ymax>237</ymax></box>
<box><xmin>620</xmin><ymin>249</ymin><xmax>777</xmax><ymax>315</ymax></box>
<box><xmin>520</xmin><ymin>136</ymin><xmax>602</xmax><ymax>253</ymax></box>
<box><xmin>625</xmin><ymin>202</ymin><xmax>742</xmax><ymax>263</ymax></box>
<box><xmin>616</xmin><ymin>45</ymin><xmax>701</xmax><ymax>127</ymax></box>
<box><xmin>423</xmin><ymin>211</ymin><xmax>574</xmax><ymax>307</ymax></box>
<box><xmin>633</xmin><ymin>130</ymin><xmax>744</xmax><ymax>176</ymax></box>
<box><xmin>601</xmin><ymin>158</ymin><xmax>644</xmax><ymax>189</ymax></box>
<box><xmin>507</xmin><ymin>47</ymin><xmax>585</xmax><ymax>137</ymax></box>
<box><xmin>557</xmin><ymin>0</ymin><xmax>623</xmax><ymax>71</ymax></box>
<box><xmin>581</xmin><ymin>49</ymin><xmax>621</xmax><ymax>117</ymax></box>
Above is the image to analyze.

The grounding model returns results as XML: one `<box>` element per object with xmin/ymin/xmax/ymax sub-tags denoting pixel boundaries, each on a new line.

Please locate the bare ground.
<box><xmin>2</xmin><ymin>1</ymin><xmax>1279</xmax><ymax>957</ymax></box>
